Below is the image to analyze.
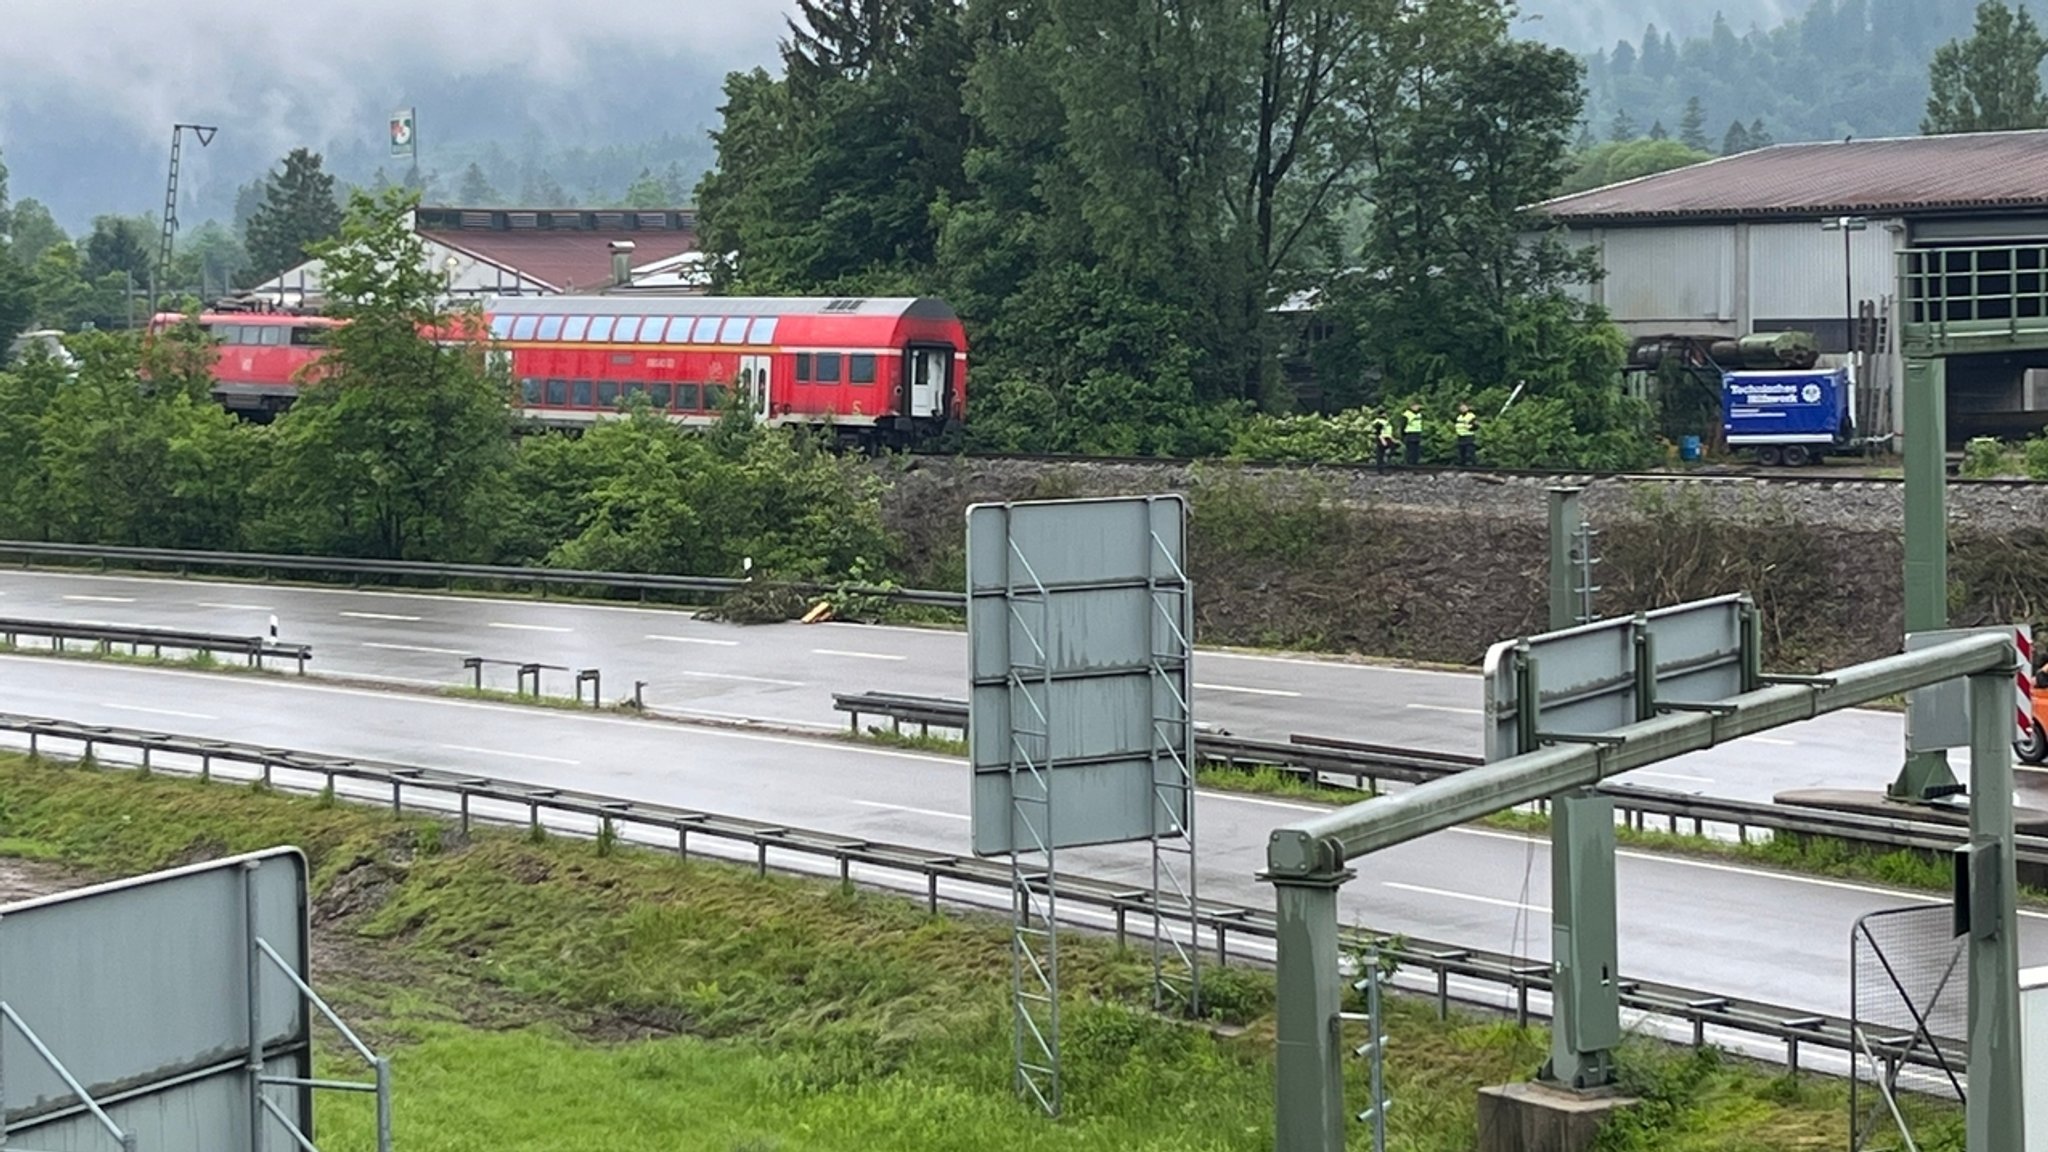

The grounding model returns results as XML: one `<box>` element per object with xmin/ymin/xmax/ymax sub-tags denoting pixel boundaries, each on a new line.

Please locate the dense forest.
<box><xmin>1579</xmin><ymin>0</ymin><xmax>1984</xmax><ymax>148</ymax></box>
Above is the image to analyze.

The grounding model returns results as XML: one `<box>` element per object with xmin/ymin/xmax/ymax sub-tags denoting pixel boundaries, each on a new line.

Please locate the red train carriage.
<box><xmin>482</xmin><ymin>296</ymin><xmax>967</xmax><ymax>445</ymax></box>
<box><xmin>146</xmin><ymin>312</ymin><xmax>342</xmax><ymax>417</ymax></box>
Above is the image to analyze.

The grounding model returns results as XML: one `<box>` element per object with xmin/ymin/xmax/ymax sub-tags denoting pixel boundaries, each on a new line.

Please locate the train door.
<box><xmin>906</xmin><ymin>346</ymin><xmax>949</xmax><ymax>419</ymax></box>
<box><xmin>741</xmin><ymin>354</ymin><xmax>772</xmax><ymax>420</ymax></box>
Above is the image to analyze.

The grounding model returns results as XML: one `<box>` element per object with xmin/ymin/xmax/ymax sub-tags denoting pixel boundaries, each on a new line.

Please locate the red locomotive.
<box><xmin>146</xmin><ymin>312</ymin><xmax>343</xmax><ymax>416</ymax></box>
<box><xmin>150</xmin><ymin>295</ymin><xmax>968</xmax><ymax>445</ymax></box>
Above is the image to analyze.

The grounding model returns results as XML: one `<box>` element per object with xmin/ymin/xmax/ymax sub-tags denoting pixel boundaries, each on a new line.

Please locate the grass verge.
<box><xmin>0</xmin><ymin>752</ymin><xmax>1962</xmax><ymax>1152</ymax></box>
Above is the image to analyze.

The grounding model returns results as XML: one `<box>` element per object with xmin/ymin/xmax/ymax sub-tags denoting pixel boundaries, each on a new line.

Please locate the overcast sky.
<box><xmin>0</xmin><ymin>1</ymin><xmax>790</xmax><ymax>154</ymax></box>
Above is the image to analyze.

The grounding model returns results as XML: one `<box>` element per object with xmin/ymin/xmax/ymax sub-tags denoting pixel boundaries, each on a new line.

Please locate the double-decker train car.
<box><xmin>485</xmin><ymin>296</ymin><xmax>966</xmax><ymax>445</ymax></box>
<box><xmin>150</xmin><ymin>296</ymin><xmax>968</xmax><ymax>445</ymax></box>
<box><xmin>147</xmin><ymin>312</ymin><xmax>344</xmax><ymax>416</ymax></box>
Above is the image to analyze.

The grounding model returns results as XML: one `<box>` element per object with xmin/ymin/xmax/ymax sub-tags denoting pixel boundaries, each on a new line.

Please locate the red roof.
<box><xmin>426</xmin><ymin>227</ymin><xmax>698</xmax><ymax>293</ymax></box>
<box><xmin>1536</xmin><ymin>130</ymin><xmax>2048</xmax><ymax>224</ymax></box>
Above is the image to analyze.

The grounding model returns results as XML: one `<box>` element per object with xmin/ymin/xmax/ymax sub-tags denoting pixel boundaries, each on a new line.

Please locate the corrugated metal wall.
<box><xmin>1598</xmin><ymin>226</ymin><xmax>1737</xmax><ymax>323</ymax></box>
<box><xmin>1746</xmin><ymin>221</ymin><xmax>1901</xmax><ymax>319</ymax></box>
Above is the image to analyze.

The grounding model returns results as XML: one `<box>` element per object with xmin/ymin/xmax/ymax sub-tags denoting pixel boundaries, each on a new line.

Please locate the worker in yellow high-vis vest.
<box><xmin>1401</xmin><ymin>402</ymin><xmax>1424</xmax><ymax>466</ymax></box>
<box><xmin>1455</xmin><ymin>402</ymin><xmax>1479</xmax><ymax>467</ymax></box>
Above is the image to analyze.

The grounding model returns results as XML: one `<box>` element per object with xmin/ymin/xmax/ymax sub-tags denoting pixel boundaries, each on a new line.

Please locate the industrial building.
<box><xmin>1534</xmin><ymin>130</ymin><xmax>2048</xmax><ymax>444</ymax></box>
<box><xmin>242</xmin><ymin>205</ymin><xmax>701</xmax><ymax>308</ymax></box>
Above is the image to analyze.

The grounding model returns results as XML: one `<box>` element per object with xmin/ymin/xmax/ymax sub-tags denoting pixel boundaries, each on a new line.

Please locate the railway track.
<box><xmin>925</xmin><ymin>449</ymin><xmax>2043</xmax><ymax>488</ymax></box>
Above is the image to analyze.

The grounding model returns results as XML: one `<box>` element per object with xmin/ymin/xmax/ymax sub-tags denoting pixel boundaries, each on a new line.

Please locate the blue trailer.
<box><xmin>1721</xmin><ymin>366</ymin><xmax>1859</xmax><ymax>466</ymax></box>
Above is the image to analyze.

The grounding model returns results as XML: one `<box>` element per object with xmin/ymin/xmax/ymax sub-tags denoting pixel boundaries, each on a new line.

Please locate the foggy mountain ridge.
<box><xmin>0</xmin><ymin>0</ymin><xmax>1990</xmax><ymax>235</ymax></box>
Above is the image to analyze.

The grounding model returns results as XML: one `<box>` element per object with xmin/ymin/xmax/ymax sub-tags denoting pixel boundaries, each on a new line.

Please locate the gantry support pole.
<box><xmin>1896</xmin><ymin>357</ymin><xmax>1956</xmax><ymax>800</ymax></box>
<box><xmin>1543</xmin><ymin>487</ymin><xmax>1618</xmax><ymax>1088</ymax></box>
<box><xmin>1966</xmin><ymin>669</ymin><xmax>2025</xmax><ymax>1152</ymax></box>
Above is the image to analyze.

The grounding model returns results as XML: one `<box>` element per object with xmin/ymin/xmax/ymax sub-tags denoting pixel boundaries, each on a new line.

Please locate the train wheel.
<box><xmin>1782</xmin><ymin>444</ymin><xmax>1811</xmax><ymax>467</ymax></box>
<box><xmin>1756</xmin><ymin>446</ymin><xmax>1783</xmax><ymax>466</ymax></box>
<box><xmin>2019</xmin><ymin>720</ymin><xmax>2048</xmax><ymax>765</ymax></box>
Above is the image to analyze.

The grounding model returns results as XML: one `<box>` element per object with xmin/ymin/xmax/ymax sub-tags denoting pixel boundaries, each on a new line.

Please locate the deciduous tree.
<box><xmin>258</xmin><ymin>189</ymin><xmax>511</xmax><ymax>560</ymax></box>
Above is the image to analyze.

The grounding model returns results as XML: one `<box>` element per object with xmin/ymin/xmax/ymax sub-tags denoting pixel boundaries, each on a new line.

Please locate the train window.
<box><xmin>625</xmin><ymin>382</ymin><xmax>647</xmax><ymax>402</ymax></box>
<box><xmin>598</xmin><ymin>381</ymin><xmax>621</xmax><ymax>406</ymax></box>
<box><xmin>638</xmin><ymin>320</ymin><xmax>667</xmax><ymax>344</ymax></box>
<box><xmin>572</xmin><ymin>380</ymin><xmax>594</xmax><ymax>406</ymax></box>
<box><xmin>537</xmin><ymin>316</ymin><xmax>565</xmax><ymax>341</ymax></box>
<box><xmin>650</xmin><ymin>383</ymin><xmax>673</xmax><ymax>408</ymax></box>
<box><xmin>545</xmin><ymin>379</ymin><xmax>569</xmax><ymax>405</ymax></box>
<box><xmin>720</xmin><ymin>317</ymin><xmax>749</xmax><ymax>344</ymax></box>
<box><xmin>657</xmin><ymin>317</ymin><xmax>687</xmax><ymax>342</ymax></box>
<box><xmin>490</xmin><ymin>315</ymin><xmax>516</xmax><ymax>339</ymax></box>
<box><xmin>795</xmin><ymin>353</ymin><xmax>812</xmax><ymax>382</ymax></box>
<box><xmin>815</xmin><ymin>352</ymin><xmax>842</xmax><ymax>384</ymax></box>
<box><xmin>563</xmin><ymin>316</ymin><xmax>590</xmax><ymax>341</ymax></box>
<box><xmin>511</xmin><ymin>316</ymin><xmax>540</xmax><ymax>341</ymax></box>
<box><xmin>587</xmin><ymin>316</ymin><xmax>616</xmax><ymax>342</ymax></box>
<box><xmin>849</xmin><ymin>354</ymin><xmax>876</xmax><ymax>384</ymax></box>
<box><xmin>692</xmin><ymin>316</ymin><xmax>722</xmax><ymax>343</ymax></box>
<box><xmin>259</xmin><ymin>326</ymin><xmax>286</xmax><ymax>346</ymax></box>
<box><xmin>674</xmin><ymin>383</ymin><xmax>700</xmax><ymax>410</ymax></box>
<box><xmin>290</xmin><ymin>326</ymin><xmax>324</xmax><ymax>346</ymax></box>
<box><xmin>705</xmin><ymin>384</ymin><xmax>729</xmax><ymax>409</ymax></box>
<box><xmin>747</xmin><ymin>317</ymin><xmax>777</xmax><ymax>344</ymax></box>
<box><xmin>521</xmin><ymin>379</ymin><xmax>543</xmax><ymax>404</ymax></box>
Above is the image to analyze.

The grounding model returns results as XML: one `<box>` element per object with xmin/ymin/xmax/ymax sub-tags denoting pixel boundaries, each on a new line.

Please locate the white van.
<box><xmin>4</xmin><ymin>330</ymin><xmax>77</xmax><ymax>371</ymax></box>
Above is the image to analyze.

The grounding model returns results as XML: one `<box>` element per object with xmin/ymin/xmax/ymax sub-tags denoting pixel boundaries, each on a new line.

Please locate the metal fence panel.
<box><xmin>0</xmin><ymin>848</ymin><xmax>311</xmax><ymax>1151</ymax></box>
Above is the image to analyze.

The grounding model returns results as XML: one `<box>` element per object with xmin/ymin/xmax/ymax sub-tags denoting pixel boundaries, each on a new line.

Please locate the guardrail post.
<box><xmin>464</xmin><ymin>657</ymin><xmax>483</xmax><ymax>690</ymax></box>
<box><xmin>634</xmin><ymin>680</ymin><xmax>646</xmax><ymax>710</ymax></box>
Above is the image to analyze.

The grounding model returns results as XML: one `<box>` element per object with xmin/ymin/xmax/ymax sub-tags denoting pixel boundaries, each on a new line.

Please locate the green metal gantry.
<box><xmin>1265</xmin><ymin>629</ymin><xmax>2025</xmax><ymax>1152</ymax></box>
<box><xmin>1895</xmin><ymin>243</ymin><xmax>2048</xmax><ymax>799</ymax></box>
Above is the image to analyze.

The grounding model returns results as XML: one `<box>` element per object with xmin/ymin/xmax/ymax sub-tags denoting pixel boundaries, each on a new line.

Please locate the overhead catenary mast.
<box><xmin>154</xmin><ymin>123</ymin><xmax>219</xmax><ymax>318</ymax></box>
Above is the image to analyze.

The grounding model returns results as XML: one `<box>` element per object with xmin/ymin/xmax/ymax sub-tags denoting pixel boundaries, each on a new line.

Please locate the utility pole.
<box><xmin>154</xmin><ymin>123</ymin><xmax>219</xmax><ymax>320</ymax></box>
<box><xmin>1822</xmin><ymin>215</ymin><xmax>1868</xmax><ymax>362</ymax></box>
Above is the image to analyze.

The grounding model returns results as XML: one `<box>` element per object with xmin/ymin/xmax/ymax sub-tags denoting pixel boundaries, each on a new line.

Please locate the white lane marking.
<box><xmin>674</xmin><ymin>669</ymin><xmax>806</xmax><ymax>687</ymax></box>
<box><xmin>489</xmin><ymin>622</ymin><xmax>571</xmax><ymax>633</ymax></box>
<box><xmin>1629</xmin><ymin>770</ymin><xmax>1715</xmax><ymax>785</ymax></box>
<box><xmin>852</xmin><ymin>799</ymin><xmax>969</xmax><ymax>822</ymax></box>
<box><xmin>1205</xmin><ymin>791</ymin><xmax>1330</xmax><ymax>814</ymax></box>
<box><xmin>812</xmin><ymin>648</ymin><xmax>907</xmax><ymax>662</ymax></box>
<box><xmin>198</xmin><ymin>602</ymin><xmax>274</xmax><ymax>612</ymax></box>
<box><xmin>1407</xmin><ymin>703</ymin><xmax>1482</xmax><ymax>715</ymax></box>
<box><xmin>64</xmin><ymin>594</ymin><xmax>134</xmax><ymax>603</ymax></box>
<box><xmin>1747</xmin><ymin>737</ymin><xmax>1798</xmax><ymax>747</ymax></box>
<box><xmin>1383</xmin><ymin>881</ymin><xmax>1549</xmax><ymax>915</ymax></box>
<box><xmin>1446</xmin><ymin>820</ymin><xmax>2048</xmax><ymax>920</ymax></box>
<box><xmin>1196</xmin><ymin>682</ymin><xmax>1302</xmax><ymax>698</ymax></box>
<box><xmin>646</xmin><ymin>634</ymin><xmax>739</xmax><ymax>647</ymax></box>
<box><xmin>1202</xmin><ymin>649</ymin><xmax>1477</xmax><ymax>679</ymax></box>
<box><xmin>99</xmin><ymin>702</ymin><xmax>217</xmax><ymax>720</ymax></box>
<box><xmin>439</xmin><ymin>743</ymin><xmax>581</xmax><ymax>766</ymax></box>
<box><xmin>340</xmin><ymin>611</ymin><xmax>421</xmax><ymax>622</ymax></box>
<box><xmin>362</xmin><ymin>642</ymin><xmax>468</xmax><ymax>656</ymax></box>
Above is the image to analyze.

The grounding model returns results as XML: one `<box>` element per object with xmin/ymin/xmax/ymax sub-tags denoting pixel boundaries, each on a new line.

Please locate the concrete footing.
<box><xmin>1475</xmin><ymin>1081</ymin><xmax>1637</xmax><ymax>1152</ymax></box>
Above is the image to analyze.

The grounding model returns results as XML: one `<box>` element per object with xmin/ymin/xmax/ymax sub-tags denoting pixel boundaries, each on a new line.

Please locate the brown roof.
<box><xmin>1535</xmin><ymin>130</ymin><xmax>2048</xmax><ymax>224</ymax></box>
<box><xmin>426</xmin><ymin>228</ymin><xmax>698</xmax><ymax>293</ymax></box>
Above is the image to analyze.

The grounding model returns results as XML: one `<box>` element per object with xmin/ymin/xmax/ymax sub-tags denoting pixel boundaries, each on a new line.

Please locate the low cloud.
<box><xmin>0</xmin><ymin>1</ymin><xmax>791</xmax><ymax>153</ymax></box>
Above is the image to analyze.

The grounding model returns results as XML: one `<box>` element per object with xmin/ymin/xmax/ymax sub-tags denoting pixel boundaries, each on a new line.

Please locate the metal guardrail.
<box><xmin>0</xmin><ymin>617</ymin><xmax>312</xmax><ymax>673</ymax></box>
<box><xmin>831</xmin><ymin>692</ymin><xmax>2048</xmax><ymax>872</ymax></box>
<box><xmin>0</xmin><ymin>712</ymin><xmax>1963</xmax><ymax>1077</ymax></box>
<box><xmin>0</xmin><ymin>540</ymin><xmax>966</xmax><ymax>611</ymax></box>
